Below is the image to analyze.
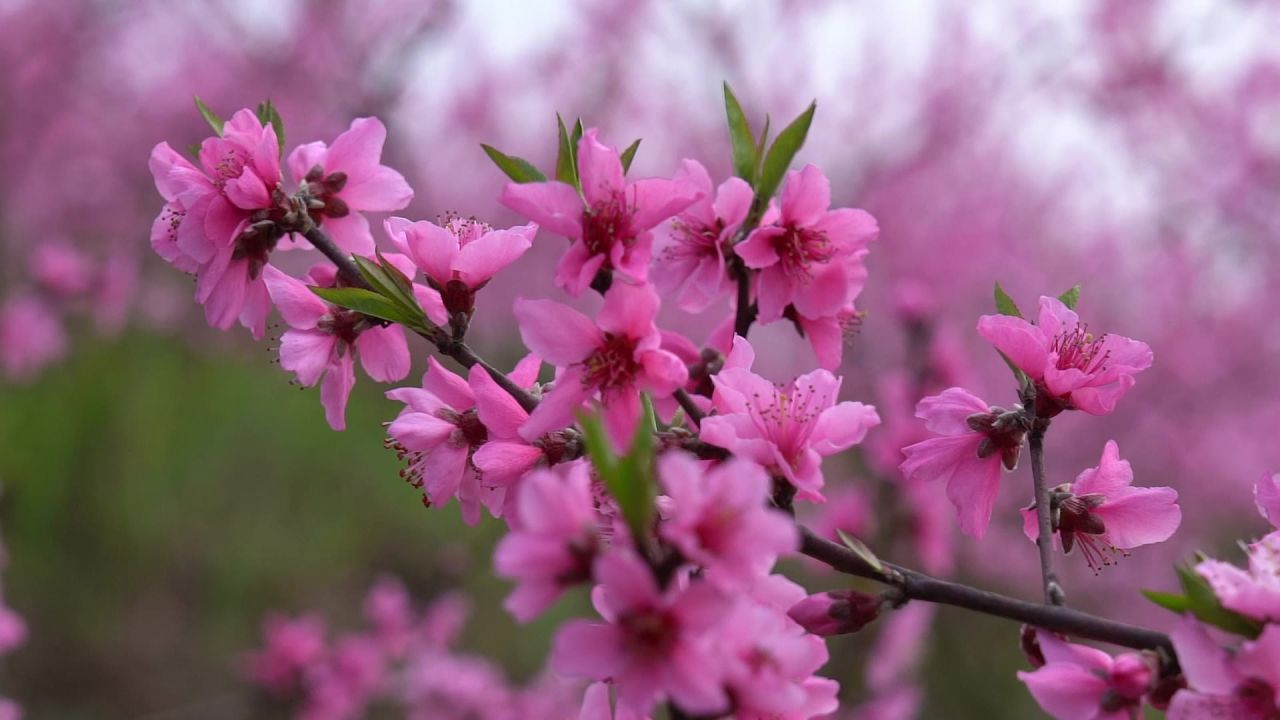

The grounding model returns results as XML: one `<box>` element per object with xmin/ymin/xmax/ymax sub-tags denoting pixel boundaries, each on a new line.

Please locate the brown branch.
<box><xmin>798</xmin><ymin>528</ymin><xmax>1171</xmax><ymax>655</ymax></box>
<box><xmin>1028</xmin><ymin>421</ymin><xmax>1065</xmax><ymax>605</ymax></box>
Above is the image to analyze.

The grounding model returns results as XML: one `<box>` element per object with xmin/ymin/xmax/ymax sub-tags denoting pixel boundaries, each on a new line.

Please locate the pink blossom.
<box><xmin>385</xmin><ymin>356</ymin><xmax>540</xmax><ymax>524</ymax></box>
<box><xmin>363</xmin><ymin>576</ymin><xmax>413</xmax><ymax>656</ymax></box>
<box><xmin>700</xmin><ymin>336</ymin><xmax>880</xmax><ymax>502</ymax></box>
<box><xmin>385</xmin><ymin>215</ymin><xmax>536</xmax><ymax>320</ymax></box>
<box><xmin>1020</xmin><ymin>440</ymin><xmax>1181</xmax><ymax>571</ymax></box>
<box><xmin>720</xmin><ymin>600</ymin><xmax>837</xmax><ymax>719</ymax></box>
<box><xmin>514</xmin><ymin>282</ymin><xmax>688</xmax><ymax>447</ymax></box>
<box><xmin>651</xmin><ymin>159</ymin><xmax>752</xmax><ymax>312</ymax></box>
<box><xmin>0</xmin><ymin>605</ymin><xmax>26</xmax><ymax>655</ymax></box>
<box><xmin>736</xmin><ymin>164</ymin><xmax>878</xmax><ymax>324</ymax></box>
<box><xmin>551</xmin><ymin>549</ymin><xmax>729</xmax><ymax>717</ymax></box>
<box><xmin>494</xmin><ymin>463</ymin><xmax>599</xmax><ymax>622</ymax></box>
<box><xmin>286</xmin><ymin>117</ymin><xmax>414</xmax><ymax>255</ymax></box>
<box><xmin>263</xmin><ymin>262</ymin><xmax>411</xmax><ymax>431</ymax></box>
<box><xmin>242</xmin><ymin>613</ymin><xmax>328</xmax><ymax>697</ymax></box>
<box><xmin>149</xmin><ymin>110</ymin><xmax>285</xmax><ymax>337</ymax></box>
<box><xmin>1017</xmin><ymin>630</ymin><xmax>1154</xmax><ymax>720</ymax></box>
<box><xmin>1255</xmin><ymin>473</ymin><xmax>1280</xmax><ymax>528</ymax></box>
<box><xmin>794</xmin><ymin>300</ymin><xmax>867</xmax><ymax>370</ymax></box>
<box><xmin>657</xmin><ymin>451</ymin><xmax>796</xmax><ymax>587</ymax></box>
<box><xmin>0</xmin><ymin>293</ymin><xmax>66</xmax><ymax>382</ymax></box>
<box><xmin>787</xmin><ymin>590</ymin><xmax>882</xmax><ymax>637</ymax></box>
<box><xmin>1196</xmin><ymin>531</ymin><xmax>1280</xmax><ymax>623</ymax></box>
<box><xmin>1167</xmin><ymin>618</ymin><xmax>1280</xmax><ymax>719</ymax></box>
<box><xmin>470</xmin><ymin>357</ymin><xmax>579</xmax><ymax>493</ymax></box>
<box><xmin>900</xmin><ymin>387</ymin><xmax>1025</xmax><ymax>538</ymax></box>
<box><xmin>977</xmin><ymin>297</ymin><xmax>1152</xmax><ymax>416</ymax></box>
<box><xmin>500</xmin><ymin>129</ymin><xmax>700</xmax><ymax>296</ymax></box>
<box><xmin>29</xmin><ymin>242</ymin><xmax>91</xmax><ymax>297</ymax></box>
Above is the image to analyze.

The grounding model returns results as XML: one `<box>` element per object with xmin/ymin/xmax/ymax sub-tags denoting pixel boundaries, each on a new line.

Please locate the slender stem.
<box><xmin>300</xmin><ymin>224</ymin><xmax>539</xmax><ymax>412</ymax></box>
<box><xmin>1029</xmin><ymin>423</ymin><xmax>1064</xmax><ymax>606</ymax></box>
<box><xmin>798</xmin><ymin>528</ymin><xmax>1171</xmax><ymax>654</ymax></box>
<box><xmin>673</xmin><ymin>389</ymin><xmax>705</xmax><ymax>425</ymax></box>
<box><xmin>732</xmin><ymin>259</ymin><xmax>756</xmax><ymax>338</ymax></box>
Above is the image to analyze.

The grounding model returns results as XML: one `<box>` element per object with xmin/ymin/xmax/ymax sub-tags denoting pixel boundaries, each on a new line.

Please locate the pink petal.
<box><xmin>500</xmin><ymin>181</ymin><xmax>584</xmax><ymax>239</ymax></box>
<box><xmin>422</xmin><ymin>442</ymin><xmax>468</xmax><ymax>506</ymax></box>
<box><xmin>514</xmin><ymin>298</ymin><xmax>602</xmax><ymax>366</ymax></box>
<box><xmin>915</xmin><ymin>388</ymin><xmax>991</xmax><ymax>435</ymax></box>
<box><xmin>976</xmin><ymin>314</ymin><xmax>1050</xmax><ymax>379</ymax></box>
<box><xmin>455</xmin><ymin>224</ymin><xmax>536</xmax><ymax>286</ymax></box>
<box><xmin>279</xmin><ymin>329</ymin><xmax>337</xmax><ymax>386</ymax></box>
<box><xmin>474</xmin><ymin>442</ymin><xmax>542</xmax><ymax>487</ymax></box>
<box><xmin>1256</xmin><ymin>473</ymin><xmax>1280</xmax><ymax>528</ymax></box>
<box><xmin>387</xmin><ymin>412</ymin><xmax>456</xmax><ymax>449</ymax></box>
<box><xmin>262</xmin><ymin>266</ymin><xmax>328</xmax><ymax>329</ymax></box>
<box><xmin>470</xmin><ymin>364</ymin><xmax>529</xmax><ymax>438</ymax></box>
<box><xmin>552</xmin><ymin>621</ymin><xmax>625</xmax><ymax>680</ymax></box>
<box><xmin>577</xmin><ymin>129</ymin><xmax>625</xmax><ymax>205</ymax></box>
<box><xmin>595</xmin><ymin>549</ymin><xmax>660</xmax><ymax>615</ymax></box>
<box><xmin>1036</xmin><ymin>295</ymin><xmax>1081</xmax><ymax>339</ymax></box>
<box><xmin>628</xmin><ymin>177</ymin><xmax>701</xmax><ymax>231</ymax></box>
<box><xmin>396</xmin><ymin>219</ymin><xmax>459</xmax><ymax>285</ymax></box>
<box><xmin>342</xmin><ymin>165</ymin><xmax>413</xmax><ymax>211</ymax></box>
<box><xmin>579</xmin><ymin>683</ymin><xmax>613</xmax><ymax>720</ymax></box>
<box><xmin>1169</xmin><ymin>618</ymin><xmax>1241</xmax><ymax>695</ymax></box>
<box><xmin>637</xmin><ymin>349</ymin><xmax>688</xmax><ymax>396</ymax></box>
<box><xmin>239</xmin><ymin>276</ymin><xmax>272</xmax><ymax>340</ymax></box>
<box><xmin>797</xmin><ymin>313</ymin><xmax>843</xmax><ymax>370</ymax></box>
<box><xmin>1072</xmin><ymin>440</ymin><xmax>1133</xmax><ymax>496</ymax></box>
<box><xmin>287</xmin><ymin>141</ymin><xmax>327</xmax><ymax>183</ymax></box>
<box><xmin>225</xmin><ymin>168</ymin><xmax>271</xmax><ymax>209</ymax></box>
<box><xmin>320</xmin><ymin>352</ymin><xmax>356</xmax><ymax>431</ymax></box>
<box><xmin>713</xmin><ymin>176</ymin><xmax>754</xmax><ymax>226</ymax></box>
<box><xmin>319</xmin><ymin>212</ymin><xmax>375</xmax><ymax>256</ymax></box>
<box><xmin>602</xmin><ymin>388</ymin><xmax>642</xmax><ymax>448</ymax></box>
<box><xmin>509</xmin><ymin>354</ymin><xmax>542</xmax><ymax>388</ymax></box>
<box><xmin>779</xmin><ymin>165</ymin><xmax>831</xmax><ymax>227</ymax></box>
<box><xmin>324</xmin><ymin>117</ymin><xmax>387</xmax><ymax>175</ymax></box>
<box><xmin>520</xmin><ymin>368</ymin><xmax>592</xmax><ymax>441</ymax></box>
<box><xmin>1095</xmin><ymin>486</ymin><xmax>1181</xmax><ymax>548</ymax></box>
<box><xmin>422</xmin><ymin>356</ymin><xmax>474</xmax><ymax>409</ymax></box>
<box><xmin>812</xmin><ymin>207</ymin><xmax>878</xmax><ymax>249</ymax></box>
<box><xmin>355</xmin><ymin>325</ymin><xmax>410</xmax><ymax>382</ymax></box>
<box><xmin>736</xmin><ymin>226</ymin><xmax>783</xmax><ymax>268</ymax></box>
<box><xmin>791</xmin><ymin>260</ymin><xmax>852</xmax><ymax>319</ymax></box>
<box><xmin>812</xmin><ymin>401</ymin><xmax>880</xmax><ymax>454</ymax></box>
<box><xmin>1017</xmin><ymin>665</ymin><xmax>1108</xmax><ymax>720</ymax></box>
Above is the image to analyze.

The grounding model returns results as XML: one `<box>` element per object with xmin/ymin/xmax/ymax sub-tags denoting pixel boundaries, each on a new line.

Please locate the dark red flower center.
<box><xmin>582</xmin><ymin>195</ymin><xmax>632</xmax><ymax>259</ymax></box>
<box><xmin>620</xmin><ymin>607</ymin><xmax>678</xmax><ymax>658</ymax></box>
<box><xmin>438</xmin><ymin>407</ymin><xmax>489</xmax><ymax>448</ymax></box>
<box><xmin>771</xmin><ymin>224</ymin><xmax>835</xmax><ymax>280</ymax></box>
<box><xmin>582</xmin><ymin>333</ymin><xmax>640</xmax><ymax>391</ymax></box>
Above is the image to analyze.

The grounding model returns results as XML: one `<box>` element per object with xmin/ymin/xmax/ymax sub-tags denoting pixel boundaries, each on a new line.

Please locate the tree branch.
<box><xmin>797</xmin><ymin>528</ymin><xmax>1170</xmax><ymax>654</ymax></box>
<box><xmin>1028</xmin><ymin>422</ymin><xmax>1065</xmax><ymax>605</ymax></box>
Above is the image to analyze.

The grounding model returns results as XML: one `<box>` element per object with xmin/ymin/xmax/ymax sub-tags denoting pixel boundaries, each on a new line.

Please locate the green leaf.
<box><xmin>555</xmin><ymin>114</ymin><xmax>580</xmax><ymax>188</ymax></box>
<box><xmin>723</xmin><ymin>82</ymin><xmax>757</xmax><ymax>183</ymax></box>
<box><xmin>619</xmin><ymin>138</ymin><xmax>641</xmax><ymax>174</ymax></box>
<box><xmin>993</xmin><ymin>282</ymin><xmax>1024</xmax><ymax>318</ymax></box>
<box><xmin>1141</xmin><ymin>589</ymin><xmax>1191</xmax><ymax>613</ymax></box>
<box><xmin>309</xmin><ymin>286</ymin><xmax>421</xmax><ymax>327</ymax></box>
<box><xmin>355</xmin><ymin>254</ymin><xmax>420</xmax><ymax>317</ymax></box>
<box><xmin>579</xmin><ymin>398</ymin><xmax>656</xmax><ymax>543</ymax></box>
<box><xmin>481</xmin><ymin>144</ymin><xmax>547</xmax><ymax>183</ymax></box>
<box><xmin>255</xmin><ymin>99</ymin><xmax>285</xmax><ymax>157</ymax></box>
<box><xmin>1176</xmin><ymin>565</ymin><xmax>1263</xmax><ymax>638</ymax></box>
<box><xmin>837</xmin><ymin>529</ymin><xmax>883</xmax><ymax>574</ymax></box>
<box><xmin>194</xmin><ymin>96</ymin><xmax>224</xmax><ymax>136</ymax></box>
<box><xmin>1058</xmin><ymin>284</ymin><xmax>1081</xmax><ymax>310</ymax></box>
<box><xmin>754</xmin><ymin>101</ymin><xmax>816</xmax><ymax>207</ymax></box>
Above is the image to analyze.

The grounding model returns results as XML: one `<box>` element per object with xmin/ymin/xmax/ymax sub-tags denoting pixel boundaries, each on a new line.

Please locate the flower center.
<box><xmin>749</xmin><ymin>380</ymin><xmax>828</xmax><ymax>461</ymax></box>
<box><xmin>1054</xmin><ymin>490</ymin><xmax>1125</xmax><ymax>573</ymax></box>
<box><xmin>1051</xmin><ymin>325</ymin><xmax>1110</xmax><ymax>374</ymax></box>
<box><xmin>1235</xmin><ymin>678</ymin><xmax>1278</xmax><ymax>717</ymax></box>
<box><xmin>582</xmin><ymin>195</ymin><xmax>631</xmax><ymax>258</ymax></box>
<box><xmin>438</xmin><ymin>407</ymin><xmax>489</xmax><ymax>448</ymax></box>
<box><xmin>620</xmin><ymin>608</ymin><xmax>678</xmax><ymax>658</ymax></box>
<box><xmin>317</xmin><ymin>307</ymin><xmax>367</xmax><ymax>347</ymax></box>
<box><xmin>663</xmin><ymin>218</ymin><xmax>723</xmax><ymax>262</ymax></box>
<box><xmin>582</xmin><ymin>334</ymin><xmax>640</xmax><ymax>391</ymax></box>
<box><xmin>771</xmin><ymin>224</ymin><xmax>836</xmax><ymax>280</ymax></box>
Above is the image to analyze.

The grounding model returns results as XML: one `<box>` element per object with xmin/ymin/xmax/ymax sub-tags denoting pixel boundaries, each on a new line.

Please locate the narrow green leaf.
<box><xmin>993</xmin><ymin>282</ymin><xmax>1024</xmax><ymax>318</ymax></box>
<box><xmin>255</xmin><ymin>99</ymin><xmax>285</xmax><ymax>157</ymax></box>
<box><xmin>579</xmin><ymin>400</ymin><xmax>656</xmax><ymax>543</ymax></box>
<box><xmin>309</xmin><ymin>286</ymin><xmax>419</xmax><ymax>327</ymax></box>
<box><xmin>579</xmin><ymin>412</ymin><xmax>618</xmax><ymax>479</ymax></box>
<box><xmin>555</xmin><ymin>114</ymin><xmax>580</xmax><ymax>187</ymax></box>
<box><xmin>481</xmin><ymin>144</ymin><xmax>547</xmax><ymax>183</ymax></box>
<box><xmin>356</xmin><ymin>254</ymin><xmax>419</xmax><ymax>316</ymax></box>
<box><xmin>619</xmin><ymin>139</ymin><xmax>642</xmax><ymax>174</ymax></box>
<box><xmin>836</xmin><ymin>529</ymin><xmax>883</xmax><ymax>574</ymax></box>
<box><xmin>1058</xmin><ymin>284</ymin><xmax>1082</xmax><ymax>310</ymax></box>
<box><xmin>1176</xmin><ymin>565</ymin><xmax>1263</xmax><ymax>638</ymax></box>
<box><xmin>723</xmin><ymin>82</ymin><xmax>757</xmax><ymax>183</ymax></box>
<box><xmin>571</xmin><ymin>118</ymin><xmax>584</xmax><ymax>146</ymax></box>
<box><xmin>376</xmin><ymin>252</ymin><xmax>417</xmax><ymax>304</ymax></box>
<box><xmin>194</xmin><ymin>96</ymin><xmax>224</xmax><ymax>136</ymax></box>
<box><xmin>755</xmin><ymin>101</ymin><xmax>816</xmax><ymax>207</ymax></box>
<box><xmin>1141</xmin><ymin>589</ymin><xmax>1191</xmax><ymax>613</ymax></box>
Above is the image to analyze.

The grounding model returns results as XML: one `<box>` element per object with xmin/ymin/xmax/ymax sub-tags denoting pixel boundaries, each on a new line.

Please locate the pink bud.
<box><xmin>787</xmin><ymin>590</ymin><xmax>881</xmax><ymax>637</ymax></box>
<box><xmin>1109</xmin><ymin>653</ymin><xmax>1154</xmax><ymax>699</ymax></box>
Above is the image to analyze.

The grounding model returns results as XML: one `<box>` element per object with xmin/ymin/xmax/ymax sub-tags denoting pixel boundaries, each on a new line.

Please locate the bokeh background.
<box><xmin>2</xmin><ymin>0</ymin><xmax>1280</xmax><ymax>717</ymax></box>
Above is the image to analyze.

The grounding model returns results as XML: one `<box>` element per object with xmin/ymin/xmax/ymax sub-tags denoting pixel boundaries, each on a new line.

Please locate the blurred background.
<box><xmin>2</xmin><ymin>0</ymin><xmax>1280</xmax><ymax>717</ymax></box>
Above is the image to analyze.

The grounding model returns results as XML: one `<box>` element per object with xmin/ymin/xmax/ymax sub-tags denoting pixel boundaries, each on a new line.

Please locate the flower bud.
<box><xmin>1109</xmin><ymin>653</ymin><xmax>1154</xmax><ymax>699</ymax></box>
<box><xmin>787</xmin><ymin>590</ymin><xmax>881</xmax><ymax>637</ymax></box>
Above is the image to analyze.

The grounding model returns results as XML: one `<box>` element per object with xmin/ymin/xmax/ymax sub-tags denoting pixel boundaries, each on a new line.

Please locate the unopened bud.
<box><xmin>1109</xmin><ymin>653</ymin><xmax>1155</xmax><ymax>700</ymax></box>
<box><xmin>1020</xmin><ymin>625</ymin><xmax>1046</xmax><ymax>668</ymax></box>
<box><xmin>787</xmin><ymin>590</ymin><xmax>882</xmax><ymax>637</ymax></box>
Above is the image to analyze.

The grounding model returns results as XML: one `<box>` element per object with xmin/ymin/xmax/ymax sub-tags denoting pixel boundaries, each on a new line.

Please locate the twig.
<box><xmin>1028</xmin><ymin>421</ymin><xmax>1064</xmax><ymax>605</ymax></box>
